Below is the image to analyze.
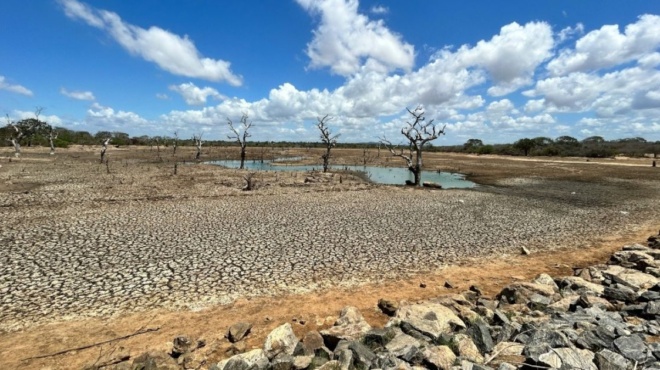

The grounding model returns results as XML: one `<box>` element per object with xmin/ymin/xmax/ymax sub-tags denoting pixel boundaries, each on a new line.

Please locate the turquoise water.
<box><xmin>209</xmin><ymin>159</ymin><xmax>476</xmax><ymax>188</ymax></box>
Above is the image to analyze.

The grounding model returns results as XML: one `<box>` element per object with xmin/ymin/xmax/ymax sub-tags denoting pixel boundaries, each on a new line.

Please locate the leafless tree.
<box><xmin>172</xmin><ymin>131</ymin><xmax>178</xmax><ymax>155</ymax></box>
<box><xmin>227</xmin><ymin>113</ymin><xmax>252</xmax><ymax>169</ymax></box>
<box><xmin>317</xmin><ymin>115</ymin><xmax>340</xmax><ymax>172</ymax></box>
<box><xmin>48</xmin><ymin>126</ymin><xmax>58</xmax><ymax>155</ymax></box>
<box><xmin>380</xmin><ymin>106</ymin><xmax>446</xmax><ymax>186</ymax></box>
<box><xmin>5</xmin><ymin>114</ymin><xmax>23</xmax><ymax>158</ymax></box>
<box><xmin>100</xmin><ymin>137</ymin><xmax>111</xmax><ymax>163</ymax></box>
<box><xmin>243</xmin><ymin>172</ymin><xmax>257</xmax><ymax>191</ymax></box>
<box><xmin>193</xmin><ymin>134</ymin><xmax>203</xmax><ymax>160</ymax></box>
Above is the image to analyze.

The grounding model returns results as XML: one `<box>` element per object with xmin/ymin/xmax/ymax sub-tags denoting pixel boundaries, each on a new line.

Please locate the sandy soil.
<box><xmin>0</xmin><ymin>145</ymin><xmax>658</xmax><ymax>369</ymax></box>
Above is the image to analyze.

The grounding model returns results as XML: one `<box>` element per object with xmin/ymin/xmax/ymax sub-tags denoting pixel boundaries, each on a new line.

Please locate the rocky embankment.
<box><xmin>93</xmin><ymin>231</ymin><xmax>660</xmax><ymax>370</ymax></box>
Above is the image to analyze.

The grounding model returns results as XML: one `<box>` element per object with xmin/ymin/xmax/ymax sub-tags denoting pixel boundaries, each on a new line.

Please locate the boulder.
<box><xmin>271</xmin><ymin>354</ymin><xmax>295</xmax><ymax>370</ymax></box>
<box><xmin>422</xmin><ymin>345</ymin><xmax>456</xmax><ymax>370</ymax></box>
<box><xmin>496</xmin><ymin>282</ymin><xmax>555</xmax><ymax>305</ymax></box>
<box><xmin>466</xmin><ymin>319</ymin><xmax>493</xmax><ymax>354</ymax></box>
<box><xmin>595</xmin><ymin>349</ymin><xmax>632</xmax><ymax>370</ymax></box>
<box><xmin>171</xmin><ymin>335</ymin><xmax>194</xmax><ymax>357</ymax></box>
<box><xmin>613</xmin><ymin>335</ymin><xmax>653</xmax><ymax>364</ymax></box>
<box><xmin>395</xmin><ymin>302</ymin><xmax>466</xmax><ymax>340</ymax></box>
<box><xmin>362</xmin><ymin>327</ymin><xmax>397</xmax><ymax>351</ymax></box>
<box><xmin>378</xmin><ymin>299</ymin><xmax>399</xmax><ymax>316</ymax></box>
<box><xmin>603</xmin><ymin>265</ymin><xmax>659</xmax><ymax>290</ymax></box>
<box><xmin>320</xmin><ymin>306</ymin><xmax>371</xmax><ymax>350</ymax></box>
<box><xmin>556</xmin><ymin>276</ymin><xmax>605</xmax><ymax>295</ymax></box>
<box><xmin>532</xmin><ymin>273</ymin><xmax>559</xmax><ymax>291</ymax></box>
<box><xmin>536</xmin><ymin>347</ymin><xmax>597</xmax><ymax>370</ymax></box>
<box><xmin>451</xmin><ymin>334</ymin><xmax>483</xmax><ymax>364</ymax></box>
<box><xmin>603</xmin><ymin>285</ymin><xmax>638</xmax><ymax>303</ymax></box>
<box><xmin>301</xmin><ymin>331</ymin><xmax>324</xmax><ymax>355</ymax></box>
<box><xmin>264</xmin><ymin>323</ymin><xmax>300</xmax><ymax>359</ymax></box>
<box><xmin>227</xmin><ymin>322</ymin><xmax>253</xmax><ymax>343</ymax></box>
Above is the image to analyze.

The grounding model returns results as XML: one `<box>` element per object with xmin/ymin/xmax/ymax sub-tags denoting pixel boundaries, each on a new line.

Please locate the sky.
<box><xmin>1</xmin><ymin>0</ymin><xmax>659</xmax><ymax>144</ymax></box>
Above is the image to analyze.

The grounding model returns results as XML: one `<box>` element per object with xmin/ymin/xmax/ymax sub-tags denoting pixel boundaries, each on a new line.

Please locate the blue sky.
<box><xmin>1</xmin><ymin>0</ymin><xmax>659</xmax><ymax>144</ymax></box>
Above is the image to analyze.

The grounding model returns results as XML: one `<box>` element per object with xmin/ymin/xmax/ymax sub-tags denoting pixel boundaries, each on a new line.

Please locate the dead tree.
<box><xmin>380</xmin><ymin>106</ymin><xmax>445</xmax><ymax>186</ymax></box>
<box><xmin>100</xmin><ymin>137</ymin><xmax>111</xmax><ymax>163</ymax></box>
<box><xmin>317</xmin><ymin>115</ymin><xmax>340</xmax><ymax>172</ymax></box>
<box><xmin>5</xmin><ymin>114</ymin><xmax>23</xmax><ymax>157</ymax></box>
<box><xmin>48</xmin><ymin>127</ymin><xmax>58</xmax><ymax>155</ymax></box>
<box><xmin>227</xmin><ymin>113</ymin><xmax>252</xmax><ymax>169</ymax></box>
<box><xmin>193</xmin><ymin>134</ymin><xmax>203</xmax><ymax>160</ymax></box>
<box><xmin>243</xmin><ymin>172</ymin><xmax>256</xmax><ymax>191</ymax></box>
<box><xmin>172</xmin><ymin>131</ymin><xmax>178</xmax><ymax>155</ymax></box>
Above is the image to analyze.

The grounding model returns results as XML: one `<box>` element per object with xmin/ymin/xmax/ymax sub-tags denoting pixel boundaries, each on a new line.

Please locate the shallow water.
<box><xmin>209</xmin><ymin>159</ymin><xmax>476</xmax><ymax>188</ymax></box>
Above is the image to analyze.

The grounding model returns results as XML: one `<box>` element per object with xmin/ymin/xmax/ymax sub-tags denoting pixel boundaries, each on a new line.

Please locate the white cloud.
<box><xmin>169</xmin><ymin>82</ymin><xmax>226</xmax><ymax>106</ymax></box>
<box><xmin>557</xmin><ymin>23</ymin><xmax>584</xmax><ymax>43</ymax></box>
<box><xmin>156</xmin><ymin>93</ymin><xmax>170</xmax><ymax>100</ymax></box>
<box><xmin>548</xmin><ymin>14</ymin><xmax>660</xmax><ymax>76</ymax></box>
<box><xmin>13</xmin><ymin>110</ymin><xmax>63</xmax><ymax>125</ymax></box>
<box><xmin>296</xmin><ymin>0</ymin><xmax>414</xmax><ymax>76</ymax></box>
<box><xmin>0</xmin><ymin>76</ymin><xmax>33</xmax><ymax>96</ymax></box>
<box><xmin>60</xmin><ymin>87</ymin><xmax>95</xmax><ymax>101</ymax></box>
<box><xmin>59</xmin><ymin>0</ymin><xmax>242</xmax><ymax>85</ymax></box>
<box><xmin>449</xmin><ymin>21</ymin><xmax>554</xmax><ymax>96</ymax></box>
<box><xmin>88</xmin><ymin>102</ymin><xmax>149</xmax><ymax>128</ymax></box>
<box><xmin>370</xmin><ymin>5</ymin><xmax>388</xmax><ymax>15</ymax></box>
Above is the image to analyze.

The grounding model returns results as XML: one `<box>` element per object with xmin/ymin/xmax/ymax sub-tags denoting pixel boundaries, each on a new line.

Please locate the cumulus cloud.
<box><xmin>296</xmin><ymin>0</ymin><xmax>414</xmax><ymax>76</ymax></box>
<box><xmin>60</xmin><ymin>87</ymin><xmax>95</xmax><ymax>101</ymax></box>
<box><xmin>59</xmin><ymin>0</ymin><xmax>242</xmax><ymax>85</ymax></box>
<box><xmin>548</xmin><ymin>14</ymin><xmax>660</xmax><ymax>76</ymax></box>
<box><xmin>156</xmin><ymin>93</ymin><xmax>170</xmax><ymax>100</ymax></box>
<box><xmin>0</xmin><ymin>76</ymin><xmax>33</xmax><ymax>96</ymax></box>
<box><xmin>169</xmin><ymin>82</ymin><xmax>226</xmax><ymax>106</ymax></box>
<box><xmin>13</xmin><ymin>110</ymin><xmax>63</xmax><ymax>125</ymax></box>
<box><xmin>447</xmin><ymin>21</ymin><xmax>554</xmax><ymax>96</ymax></box>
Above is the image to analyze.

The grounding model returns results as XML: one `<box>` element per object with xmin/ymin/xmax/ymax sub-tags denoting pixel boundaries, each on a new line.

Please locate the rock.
<box><xmin>264</xmin><ymin>323</ymin><xmax>299</xmax><ymax>359</ymax></box>
<box><xmin>595</xmin><ymin>349</ymin><xmax>632</xmax><ymax>370</ymax></box>
<box><xmin>640</xmin><ymin>290</ymin><xmax>660</xmax><ymax>302</ymax></box>
<box><xmin>219</xmin><ymin>357</ymin><xmax>250</xmax><ymax>370</ymax></box>
<box><xmin>556</xmin><ymin>276</ymin><xmax>605</xmax><ymax>295</ymax></box>
<box><xmin>423</xmin><ymin>182</ymin><xmax>442</xmax><ymax>189</ymax></box>
<box><xmin>521</xmin><ymin>246</ymin><xmax>530</xmax><ymax>255</ymax></box>
<box><xmin>527</xmin><ymin>293</ymin><xmax>553</xmax><ymax>311</ymax></box>
<box><xmin>395</xmin><ymin>302</ymin><xmax>466</xmax><ymax>340</ymax></box>
<box><xmin>534</xmin><ymin>347</ymin><xmax>597</xmax><ymax>370</ymax></box>
<box><xmin>315</xmin><ymin>360</ymin><xmax>341</xmax><ymax>370</ymax></box>
<box><xmin>271</xmin><ymin>354</ymin><xmax>295</xmax><ymax>370</ymax></box>
<box><xmin>466</xmin><ymin>319</ymin><xmax>493</xmax><ymax>354</ymax></box>
<box><xmin>451</xmin><ymin>334</ymin><xmax>483</xmax><ymax>364</ymax></box>
<box><xmin>378</xmin><ymin>299</ymin><xmax>399</xmax><ymax>316</ymax></box>
<box><xmin>469</xmin><ymin>285</ymin><xmax>483</xmax><ymax>296</ymax></box>
<box><xmin>532</xmin><ymin>273</ymin><xmax>558</xmax><ymax>290</ymax></box>
<box><xmin>492</xmin><ymin>310</ymin><xmax>511</xmax><ymax>326</ymax></box>
<box><xmin>603</xmin><ymin>265</ymin><xmax>659</xmax><ymax>290</ymax></box>
<box><xmin>227</xmin><ymin>322</ymin><xmax>253</xmax><ymax>343</ymax></box>
<box><xmin>171</xmin><ymin>335</ymin><xmax>194</xmax><ymax>358</ymax></box>
<box><xmin>346</xmin><ymin>341</ymin><xmax>376</xmax><ymax>369</ymax></box>
<box><xmin>292</xmin><ymin>355</ymin><xmax>313</xmax><ymax>370</ymax></box>
<box><xmin>321</xmin><ymin>307</ymin><xmax>371</xmax><ymax>350</ymax></box>
<box><xmin>420</xmin><ymin>282</ymin><xmax>427</xmax><ymax>288</ymax></box>
<box><xmin>604</xmin><ymin>285</ymin><xmax>638</xmax><ymax>303</ymax></box>
<box><xmin>497</xmin><ymin>282</ymin><xmax>555</xmax><ymax>305</ymax></box>
<box><xmin>497</xmin><ymin>363</ymin><xmax>516</xmax><ymax>370</ymax></box>
<box><xmin>131</xmin><ymin>351</ymin><xmax>180</xmax><ymax>370</ymax></box>
<box><xmin>300</xmin><ymin>331</ymin><xmax>324</xmax><ymax>356</ymax></box>
<box><xmin>444</xmin><ymin>281</ymin><xmax>455</xmax><ymax>289</ymax></box>
<box><xmin>362</xmin><ymin>327</ymin><xmax>396</xmax><ymax>351</ymax></box>
<box><xmin>613</xmin><ymin>335</ymin><xmax>652</xmax><ymax>364</ymax></box>
<box><xmin>423</xmin><ymin>345</ymin><xmax>456</xmax><ymax>370</ymax></box>
<box><xmin>385</xmin><ymin>332</ymin><xmax>424</xmax><ymax>364</ymax></box>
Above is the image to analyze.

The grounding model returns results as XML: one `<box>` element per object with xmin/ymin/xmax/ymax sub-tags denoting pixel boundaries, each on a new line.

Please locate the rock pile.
<box><xmin>93</xmin><ymin>231</ymin><xmax>660</xmax><ymax>369</ymax></box>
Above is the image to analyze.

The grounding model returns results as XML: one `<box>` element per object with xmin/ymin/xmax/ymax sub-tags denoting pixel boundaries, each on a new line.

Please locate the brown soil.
<box><xmin>0</xmin><ymin>146</ymin><xmax>658</xmax><ymax>369</ymax></box>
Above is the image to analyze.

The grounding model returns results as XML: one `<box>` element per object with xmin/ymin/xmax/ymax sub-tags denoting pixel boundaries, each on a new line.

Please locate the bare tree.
<box><xmin>317</xmin><ymin>115</ymin><xmax>340</xmax><ymax>172</ymax></box>
<box><xmin>243</xmin><ymin>172</ymin><xmax>257</xmax><ymax>191</ymax></box>
<box><xmin>172</xmin><ymin>131</ymin><xmax>178</xmax><ymax>155</ymax></box>
<box><xmin>227</xmin><ymin>113</ymin><xmax>252</xmax><ymax>169</ymax></box>
<box><xmin>193</xmin><ymin>134</ymin><xmax>203</xmax><ymax>160</ymax></box>
<box><xmin>100</xmin><ymin>137</ymin><xmax>111</xmax><ymax>163</ymax></box>
<box><xmin>5</xmin><ymin>114</ymin><xmax>22</xmax><ymax>157</ymax></box>
<box><xmin>380</xmin><ymin>106</ymin><xmax>446</xmax><ymax>186</ymax></box>
<box><xmin>48</xmin><ymin>126</ymin><xmax>58</xmax><ymax>155</ymax></box>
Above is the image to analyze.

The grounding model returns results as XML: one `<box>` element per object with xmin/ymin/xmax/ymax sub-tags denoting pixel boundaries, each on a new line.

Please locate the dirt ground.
<box><xmin>0</xmin><ymin>145</ymin><xmax>658</xmax><ymax>369</ymax></box>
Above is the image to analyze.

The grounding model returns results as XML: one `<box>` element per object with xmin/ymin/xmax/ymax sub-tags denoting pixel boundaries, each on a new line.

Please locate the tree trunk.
<box><xmin>414</xmin><ymin>147</ymin><xmax>423</xmax><ymax>186</ymax></box>
<box><xmin>240</xmin><ymin>145</ymin><xmax>246</xmax><ymax>169</ymax></box>
<box><xmin>49</xmin><ymin>138</ymin><xmax>55</xmax><ymax>155</ymax></box>
<box><xmin>322</xmin><ymin>149</ymin><xmax>330</xmax><ymax>172</ymax></box>
<box><xmin>11</xmin><ymin>139</ymin><xmax>21</xmax><ymax>157</ymax></box>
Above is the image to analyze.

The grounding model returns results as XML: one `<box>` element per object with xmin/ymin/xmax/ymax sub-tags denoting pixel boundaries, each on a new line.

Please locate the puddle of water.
<box><xmin>209</xmin><ymin>159</ymin><xmax>476</xmax><ymax>189</ymax></box>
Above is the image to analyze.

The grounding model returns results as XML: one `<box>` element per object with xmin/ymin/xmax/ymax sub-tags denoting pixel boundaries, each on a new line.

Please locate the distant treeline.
<box><xmin>1</xmin><ymin>122</ymin><xmax>658</xmax><ymax>158</ymax></box>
